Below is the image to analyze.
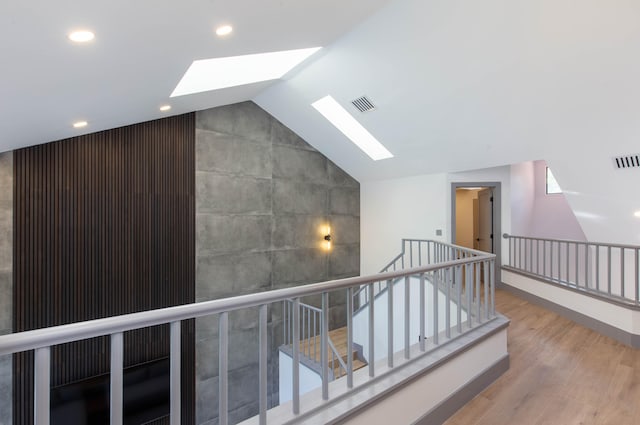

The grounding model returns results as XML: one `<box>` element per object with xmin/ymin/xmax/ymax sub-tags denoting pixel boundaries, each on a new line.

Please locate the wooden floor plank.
<box><xmin>445</xmin><ymin>289</ymin><xmax>640</xmax><ymax>425</ymax></box>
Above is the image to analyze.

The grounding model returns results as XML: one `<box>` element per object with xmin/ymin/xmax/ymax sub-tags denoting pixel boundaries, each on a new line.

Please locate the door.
<box><xmin>477</xmin><ymin>188</ymin><xmax>494</xmax><ymax>253</ymax></box>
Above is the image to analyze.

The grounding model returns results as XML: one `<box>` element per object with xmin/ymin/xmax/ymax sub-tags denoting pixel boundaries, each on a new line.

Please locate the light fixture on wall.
<box><xmin>324</xmin><ymin>226</ymin><xmax>332</xmax><ymax>251</ymax></box>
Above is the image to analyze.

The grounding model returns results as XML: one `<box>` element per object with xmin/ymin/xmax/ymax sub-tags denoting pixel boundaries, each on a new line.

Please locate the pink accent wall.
<box><xmin>511</xmin><ymin>160</ymin><xmax>586</xmax><ymax>241</ymax></box>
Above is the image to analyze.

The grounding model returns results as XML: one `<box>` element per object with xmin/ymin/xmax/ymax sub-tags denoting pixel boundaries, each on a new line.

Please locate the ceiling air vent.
<box><xmin>613</xmin><ymin>154</ymin><xmax>640</xmax><ymax>169</ymax></box>
<box><xmin>351</xmin><ymin>96</ymin><xmax>376</xmax><ymax>113</ymax></box>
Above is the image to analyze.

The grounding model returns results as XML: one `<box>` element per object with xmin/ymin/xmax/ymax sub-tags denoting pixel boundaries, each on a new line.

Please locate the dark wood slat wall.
<box><xmin>13</xmin><ymin>114</ymin><xmax>196</xmax><ymax>425</ymax></box>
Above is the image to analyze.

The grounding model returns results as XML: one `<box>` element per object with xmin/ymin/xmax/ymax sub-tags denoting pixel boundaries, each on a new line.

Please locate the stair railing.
<box><xmin>353</xmin><ymin>239</ymin><xmax>490</xmax><ymax>314</ymax></box>
<box><xmin>0</xmin><ymin>241</ymin><xmax>495</xmax><ymax>425</ymax></box>
<box><xmin>503</xmin><ymin>233</ymin><xmax>640</xmax><ymax>306</ymax></box>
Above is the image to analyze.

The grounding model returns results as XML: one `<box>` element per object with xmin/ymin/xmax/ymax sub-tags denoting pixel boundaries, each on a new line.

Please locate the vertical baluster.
<box><xmin>466</xmin><ymin>263</ymin><xmax>472</xmax><ymax>329</ymax></box>
<box><xmin>410</xmin><ymin>242</ymin><xmax>414</xmax><ymax>268</ymax></box>
<box><xmin>346</xmin><ymin>287</ymin><xmax>354</xmax><ymax>388</ymax></box>
<box><xmin>484</xmin><ymin>260</ymin><xmax>490</xmax><ymax>320</ymax></box>
<box><xmin>34</xmin><ymin>346</ymin><xmax>51</xmax><ymax>425</ymax></box>
<box><xmin>575</xmin><ymin>244</ymin><xmax>579</xmax><ymax>287</ymax></box>
<box><xmin>259</xmin><ymin>305</ymin><xmax>268</xmax><ymax>425</ymax></box>
<box><xmin>388</xmin><ymin>279</ymin><xmax>394</xmax><ymax>367</ymax></box>
<box><xmin>283</xmin><ymin>301</ymin><xmax>287</xmax><ymax>346</ymax></box>
<box><xmin>490</xmin><ymin>260</ymin><xmax>496</xmax><ymax>316</ymax></box>
<box><xmin>321</xmin><ymin>293</ymin><xmax>329</xmax><ymax>400</ymax></box>
<box><xmin>509</xmin><ymin>236</ymin><xmax>513</xmax><ymax>267</ymax></box>
<box><xmin>536</xmin><ymin>240</ymin><xmax>540</xmax><ymax>275</ymax></box>
<box><xmin>418</xmin><ymin>242</ymin><xmax>422</xmax><ymax>266</ymax></box>
<box><xmin>475</xmin><ymin>262</ymin><xmax>481</xmax><ymax>321</ymax></box>
<box><xmin>585</xmin><ymin>244</ymin><xmax>589</xmax><ymax>289</ymax></box>
<box><xmin>445</xmin><ymin>268</ymin><xmax>451</xmax><ymax>338</ymax></box>
<box><xmin>596</xmin><ymin>246</ymin><xmax>600</xmax><ymax>292</ymax></box>
<box><xmin>456</xmin><ymin>265</ymin><xmax>462</xmax><ymax>333</ymax></box>
<box><xmin>404</xmin><ymin>276</ymin><xmax>410</xmax><ymax>358</ymax></box>
<box><xmin>543</xmin><ymin>240</ymin><xmax>547</xmax><ymax>277</ymax></box>
<box><xmin>558</xmin><ymin>242</ymin><xmax>562</xmax><ymax>282</ymax></box>
<box><xmin>368</xmin><ymin>283</ymin><xmax>375</xmax><ymax>377</ymax></box>
<box><xmin>111</xmin><ymin>332</ymin><xmax>123</xmax><ymax>425</ymax></box>
<box><xmin>292</xmin><ymin>299</ymin><xmax>300</xmax><ymax>414</ymax></box>
<box><xmin>420</xmin><ymin>273</ymin><xmax>426</xmax><ymax>350</ymax></box>
<box><xmin>608</xmin><ymin>246</ymin><xmax>612</xmax><ymax>295</ymax></box>
<box><xmin>566</xmin><ymin>242</ymin><xmax>570</xmax><ymax>284</ymax></box>
<box><xmin>433</xmin><ymin>269</ymin><xmax>439</xmax><ymax>344</ymax></box>
<box><xmin>219</xmin><ymin>312</ymin><xmax>229</xmax><ymax>425</ymax></box>
<box><xmin>621</xmin><ymin>248</ymin><xmax>626</xmax><ymax>298</ymax></box>
<box><xmin>170</xmin><ymin>322</ymin><xmax>181</xmax><ymax>425</ymax></box>
<box><xmin>529</xmin><ymin>239</ymin><xmax>533</xmax><ymax>272</ymax></box>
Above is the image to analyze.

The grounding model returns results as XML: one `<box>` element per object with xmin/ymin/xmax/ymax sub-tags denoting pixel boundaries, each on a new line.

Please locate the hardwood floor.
<box><xmin>445</xmin><ymin>289</ymin><xmax>640</xmax><ymax>425</ymax></box>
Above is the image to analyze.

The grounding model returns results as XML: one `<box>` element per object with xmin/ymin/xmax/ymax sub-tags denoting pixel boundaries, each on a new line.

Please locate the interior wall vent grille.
<box><xmin>351</xmin><ymin>96</ymin><xmax>376</xmax><ymax>113</ymax></box>
<box><xmin>613</xmin><ymin>154</ymin><xmax>640</xmax><ymax>169</ymax></box>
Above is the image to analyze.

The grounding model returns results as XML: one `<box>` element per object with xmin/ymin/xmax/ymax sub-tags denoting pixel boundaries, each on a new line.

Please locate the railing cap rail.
<box><xmin>502</xmin><ymin>233</ymin><xmax>640</xmax><ymax>251</ymax></box>
<box><xmin>0</xmin><ymin>252</ymin><xmax>494</xmax><ymax>355</ymax></box>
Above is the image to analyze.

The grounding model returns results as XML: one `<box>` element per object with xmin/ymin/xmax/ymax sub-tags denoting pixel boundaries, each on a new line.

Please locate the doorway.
<box><xmin>451</xmin><ymin>182</ymin><xmax>502</xmax><ymax>282</ymax></box>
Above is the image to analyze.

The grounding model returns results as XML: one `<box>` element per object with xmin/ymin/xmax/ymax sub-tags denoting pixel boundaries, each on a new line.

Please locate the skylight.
<box><xmin>312</xmin><ymin>95</ymin><xmax>393</xmax><ymax>161</ymax></box>
<box><xmin>170</xmin><ymin>47</ymin><xmax>321</xmax><ymax>97</ymax></box>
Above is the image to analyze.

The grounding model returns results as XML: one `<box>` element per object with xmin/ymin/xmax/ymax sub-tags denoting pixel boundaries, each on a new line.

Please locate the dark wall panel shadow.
<box><xmin>13</xmin><ymin>114</ymin><xmax>195</xmax><ymax>424</ymax></box>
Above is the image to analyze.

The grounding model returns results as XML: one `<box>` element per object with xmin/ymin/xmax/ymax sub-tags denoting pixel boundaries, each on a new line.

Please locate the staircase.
<box><xmin>297</xmin><ymin>327</ymin><xmax>367</xmax><ymax>378</ymax></box>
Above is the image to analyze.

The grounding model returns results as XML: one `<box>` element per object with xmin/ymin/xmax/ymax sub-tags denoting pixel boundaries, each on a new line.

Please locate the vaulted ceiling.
<box><xmin>4</xmin><ymin>0</ymin><xmax>640</xmax><ymax>243</ymax></box>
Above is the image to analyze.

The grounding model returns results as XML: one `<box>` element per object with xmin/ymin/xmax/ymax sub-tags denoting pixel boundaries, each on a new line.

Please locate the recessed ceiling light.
<box><xmin>634</xmin><ymin>211</ymin><xmax>640</xmax><ymax>218</ymax></box>
<box><xmin>160</xmin><ymin>105</ymin><xmax>172</xmax><ymax>112</ymax></box>
<box><xmin>171</xmin><ymin>47</ymin><xmax>321</xmax><ymax>97</ymax></box>
<box><xmin>215</xmin><ymin>25</ymin><xmax>233</xmax><ymax>36</ymax></box>
<box><xmin>312</xmin><ymin>95</ymin><xmax>393</xmax><ymax>161</ymax></box>
<box><xmin>68</xmin><ymin>30</ymin><xmax>95</xmax><ymax>43</ymax></box>
<box><xmin>73</xmin><ymin>121</ymin><xmax>88</xmax><ymax>128</ymax></box>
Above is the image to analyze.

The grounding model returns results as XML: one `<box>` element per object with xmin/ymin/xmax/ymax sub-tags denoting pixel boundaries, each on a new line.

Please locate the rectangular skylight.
<box><xmin>312</xmin><ymin>95</ymin><xmax>393</xmax><ymax>161</ymax></box>
<box><xmin>171</xmin><ymin>47</ymin><xmax>321</xmax><ymax>97</ymax></box>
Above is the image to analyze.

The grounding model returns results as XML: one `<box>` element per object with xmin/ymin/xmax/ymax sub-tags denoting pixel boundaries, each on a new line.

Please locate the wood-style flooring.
<box><xmin>445</xmin><ymin>289</ymin><xmax>640</xmax><ymax>425</ymax></box>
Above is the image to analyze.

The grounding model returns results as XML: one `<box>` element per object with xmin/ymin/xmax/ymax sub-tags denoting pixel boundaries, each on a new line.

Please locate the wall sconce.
<box><xmin>324</xmin><ymin>226</ymin><xmax>332</xmax><ymax>250</ymax></box>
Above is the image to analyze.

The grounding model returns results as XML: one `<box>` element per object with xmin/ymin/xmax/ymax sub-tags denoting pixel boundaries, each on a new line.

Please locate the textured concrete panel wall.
<box><xmin>195</xmin><ymin>102</ymin><xmax>359</xmax><ymax>425</ymax></box>
<box><xmin>0</xmin><ymin>152</ymin><xmax>12</xmax><ymax>425</ymax></box>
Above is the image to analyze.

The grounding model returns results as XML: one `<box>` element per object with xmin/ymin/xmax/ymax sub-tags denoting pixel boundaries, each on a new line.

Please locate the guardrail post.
<box><xmin>170</xmin><ymin>321</ymin><xmax>181</xmax><ymax>425</ymax></box>
<box><xmin>259</xmin><ymin>305</ymin><xmax>268</xmax><ymax>425</ymax></box>
<box><xmin>110</xmin><ymin>332</ymin><xmax>124</xmax><ymax>425</ymax></box>
<box><xmin>34</xmin><ymin>346</ymin><xmax>50</xmax><ymax>425</ymax></box>
<box><xmin>388</xmin><ymin>279</ymin><xmax>394</xmax><ymax>367</ymax></box>
<box><xmin>321</xmin><ymin>292</ymin><xmax>329</xmax><ymax>400</ymax></box>
<box><xmin>219</xmin><ymin>312</ymin><xmax>229</xmax><ymax>425</ymax></box>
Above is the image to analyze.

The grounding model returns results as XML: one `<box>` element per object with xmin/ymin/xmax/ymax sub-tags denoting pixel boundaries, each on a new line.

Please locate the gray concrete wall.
<box><xmin>195</xmin><ymin>102</ymin><xmax>360</xmax><ymax>425</ymax></box>
<box><xmin>0</xmin><ymin>152</ymin><xmax>12</xmax><ymax>425</ymax></box>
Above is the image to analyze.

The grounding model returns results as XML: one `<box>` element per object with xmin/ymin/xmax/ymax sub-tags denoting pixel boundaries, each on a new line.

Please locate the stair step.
<box><xmin>296</xmin><ymin>326</ymin><xmax>368</xmax><ymax>377</ymax></box>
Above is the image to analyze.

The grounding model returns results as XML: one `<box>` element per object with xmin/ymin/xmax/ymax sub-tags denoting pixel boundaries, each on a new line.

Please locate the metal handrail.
<box><xmin>503</xmin><ymin>233</ymin><xmax>640</xmax><ymax>306</ymax></box>
<box><xmin>0</xmin><ymin>241</ymin><xmax>496</xmax><ymax>425</ymax></box>
<box><xmin>327</xmin><ymin>338</ymin><xmax>349</xmax><ymax>378</ymax></box>
<box><xmin>353</xmin><ymin>239</ymin><xmax>489</xmax><ymax>313</ymax></box>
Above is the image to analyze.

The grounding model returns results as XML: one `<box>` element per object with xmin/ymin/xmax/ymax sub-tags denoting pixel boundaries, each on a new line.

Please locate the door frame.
<box><xmin>451</xmin><ymin>182</ymin><xmax>502</xmax><ymax>284</ymax></box>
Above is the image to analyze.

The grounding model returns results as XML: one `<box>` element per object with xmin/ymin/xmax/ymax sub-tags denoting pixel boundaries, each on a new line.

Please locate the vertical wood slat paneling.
<box><xmin>13</xmin><ymin>114</ymin><xmax>195</xmax><ymax>425</ymax></box>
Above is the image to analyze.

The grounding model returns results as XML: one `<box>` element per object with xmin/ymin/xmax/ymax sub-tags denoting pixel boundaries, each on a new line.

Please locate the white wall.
<box><xmin>361</xmin><ymin>166</ymin><xmax>511</xmax><ymax>275</ymax></box>
<box><xmin>503</xmin><ymin>270</ymin><xmax>640</xmax><ymax>335</ymax></box>
<box><xmin>279</xmin><ymin>351</ymin><xmax>323</xmax><ymax>405</ymax></box>
<box><xmin>360</xmin><ymin>173</ymin><xmax>448</xmax><ymax>275</ymax></box>
<box><xmin>510</xmin><ymin>161</ymin><xmax>535</xmax><ymax>235</ymax></box>
<box><xmin>352</xmin><ymin>277</ymin><xmax>467</xmax><ymax>363</ymax></box>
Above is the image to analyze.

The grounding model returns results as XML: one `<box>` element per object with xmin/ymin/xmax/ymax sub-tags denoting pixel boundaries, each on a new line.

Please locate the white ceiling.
<box><xmin>0</xmin><ymin>0</ymin><xmax>390</xmax><ymax>151</ymax></box>
<box><xmin>5</xmin><ymin>0</ymin><xmax>640</xmax><ymax>243</ymax></box>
